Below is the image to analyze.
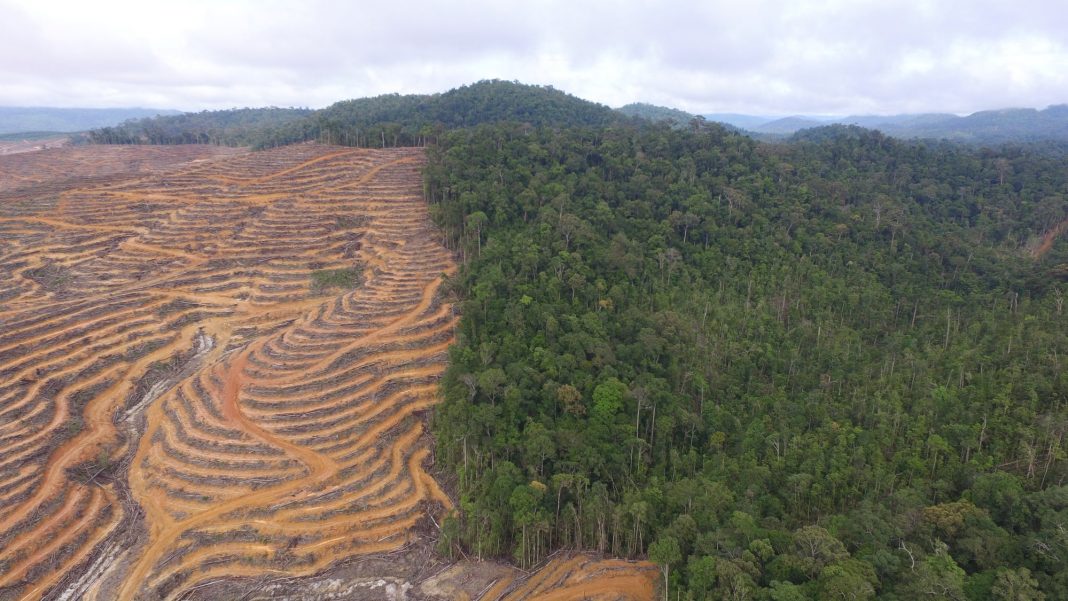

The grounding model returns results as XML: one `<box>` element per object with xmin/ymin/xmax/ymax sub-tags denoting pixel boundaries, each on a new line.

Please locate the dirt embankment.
<box><xmin>1032</xmin><ymin>217</ymin><xmax>1068</xmax><ymax>259</ymax></box>
<box><xmin>0</xmin><ymin>136</ymin><xmax>69</xmax><ymax>156</ymax></box>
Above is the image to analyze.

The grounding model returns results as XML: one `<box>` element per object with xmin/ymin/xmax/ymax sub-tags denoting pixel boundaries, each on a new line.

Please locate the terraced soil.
<box><xmin>0</xmin><ymin>143</ymin><xmax>653</xmax><ymax>601</ymax></box>
<box><xmin>468</xmin><ymin>555</ymin><xmax>658</xmax><ymax>601</ymax></box>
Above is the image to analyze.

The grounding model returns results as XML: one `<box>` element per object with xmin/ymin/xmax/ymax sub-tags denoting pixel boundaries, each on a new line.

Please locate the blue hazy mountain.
<box><xmin>701</xmin><ymin>105</ymin><xmax>1068</xmax><ymax>143</ymax></box>
<box><xmin>0</xmin><ymin>107</ymin><xmax>181</xmax><ymax>135</ymax></box>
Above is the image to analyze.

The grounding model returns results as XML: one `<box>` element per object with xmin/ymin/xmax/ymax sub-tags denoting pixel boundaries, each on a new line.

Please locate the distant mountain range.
<box><xmin>615</xmin><ymin>102</ymin><xmax>1068</xmax><ymax>144</ymax></box>
<box><xmin>19</xmin><ymin>84</ymin><xmax>1063</xmax><ymax>147</ymax></box>
<box><xmin>0</xmin><ymin>107</ymin><xmax>181</xmax><ymax>135</ymax></box>
<box><xmin>702</xmin><ymin>106</ymin><xmax>1068</xmax><ymax>144</ymax></box>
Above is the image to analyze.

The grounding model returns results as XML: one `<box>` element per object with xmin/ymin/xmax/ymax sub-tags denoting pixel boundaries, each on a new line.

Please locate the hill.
<box><xmin>883</xmin><ymin>105</ymin><xmax>1068</xmax><ymax>143</ymax></box>
<box><xmin>90</xmin><ymin>81</ymin><xmax>621</xmax><ymax>148</ymax></box>
<box><xmin>0</xmin><ymin>106</ymin><xmax>179</xmax><ymax>134</ymax></box>
<box><xmin>616</xmin><ymin>102</ymin><xmax>697</xmax><ymax>126</ymax></box>
<box><xmin>703</xmin><ymin>112</ymin><xmax>780</xmax><ymax>130</ymax></box>
<box><xmin>837</xmin><ymin>112</ymin><xmax>959</xmax><ymax>130</ymax></box>
<box><xmin>752</xmin><ymin>115</ymin><xmax>824</xmax><ymax>135</ymax></box>
<box><xmin>714</xmin><ymin>105</ymin><xmax>1068</xmax><ymax>143</ymax></box>
<box><xmin>304</xmin><ymin>80</ymin><xmax>620</xmax><ymax>146</ymax></box>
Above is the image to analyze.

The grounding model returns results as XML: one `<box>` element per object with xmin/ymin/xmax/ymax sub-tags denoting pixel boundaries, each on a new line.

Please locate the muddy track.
<box><xmin>0</xmin><ymin>143</ymin><xmax>654</xmax><ymax>601</ymax></box>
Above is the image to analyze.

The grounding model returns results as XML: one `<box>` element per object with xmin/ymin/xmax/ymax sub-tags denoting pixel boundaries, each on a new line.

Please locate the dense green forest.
<box><xmin>274</xmin><ymin>80</ymin><xmax>620</xmax><ymax>148</ymax></box>
<box><xmin>425</xmin><ymin>119</ymin><xmax>1068</xmax><ymax>600</ymax></box>
<box><xmin>86</xmin><ymin>81</ymin><xmax>1068</xmax><ymax>599</ymax></box>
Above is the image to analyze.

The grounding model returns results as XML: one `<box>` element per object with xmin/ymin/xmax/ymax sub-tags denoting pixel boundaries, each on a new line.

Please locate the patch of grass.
<box><xmin>68</xmin><ymin>447</ymin><xmax>115</xmax><ymax>484</ymax></box>
<box><xmin>334</xmin><ymin>215</ymin><xmax>368</xmax><ymax>230</ymax></box>
<box><xmin>24</xmin><ymin>262</ymin><xmax>72</xmax><ymax>292</ymax></box>
<box><xmin>65</xmin><ymin>417</ymin><xmax>83</xmax><ymax>436</ymax></box>
<box><xmin>310</xmin><ymin>267</ymin><xmax>362</xmax><ymax>294</ymax></box>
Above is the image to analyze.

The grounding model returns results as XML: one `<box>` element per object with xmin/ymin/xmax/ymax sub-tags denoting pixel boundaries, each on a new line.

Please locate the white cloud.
<box><xmin>0</xmin><ymin>0</ymin><xmax>1065</xmax><ymax>114</ymax></box>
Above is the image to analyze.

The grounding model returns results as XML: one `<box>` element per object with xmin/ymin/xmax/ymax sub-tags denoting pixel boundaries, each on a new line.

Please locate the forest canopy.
<box><xmin>425</xmin><ymin>120</ymin><xmax>1068</xmax><ymax>599</ymax></box>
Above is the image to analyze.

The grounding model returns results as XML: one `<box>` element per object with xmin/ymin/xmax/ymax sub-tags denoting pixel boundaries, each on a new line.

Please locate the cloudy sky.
<box><xmin>1</xmin><ymin>0</ymin><xmax>1066</xmax><ymax>115</ymax></box>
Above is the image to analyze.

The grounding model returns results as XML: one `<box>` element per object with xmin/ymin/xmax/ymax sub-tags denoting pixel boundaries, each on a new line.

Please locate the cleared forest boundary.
<box><xmin>0</xmin><ymin>143</ymin><xmax>652</xmax><ymax>601</ymax></box>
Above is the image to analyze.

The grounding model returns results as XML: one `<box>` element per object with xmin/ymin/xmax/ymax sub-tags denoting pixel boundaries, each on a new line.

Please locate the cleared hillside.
<box><xmin>0</xmin><ymin>143</ymin><xmax>451</xmax><ymax>600</ymax></box>
<box><xmin>0</xmin><ymin>143</ymin><xmax>653</xmax><ymax>601</ymax></box>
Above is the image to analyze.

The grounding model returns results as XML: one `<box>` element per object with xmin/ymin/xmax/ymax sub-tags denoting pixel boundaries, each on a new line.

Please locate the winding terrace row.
<box><xmin>0</xmin><ymin>143</ymin><xmax>654</xmax><ymax>601</ymax></box>
<box><xmin>0</xmin><ymin>144</ymin><xmax>453</xmax><ymax>600</ymax></box>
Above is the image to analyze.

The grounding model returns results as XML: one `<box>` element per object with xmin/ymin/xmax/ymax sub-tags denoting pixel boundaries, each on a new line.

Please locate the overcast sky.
<box><xmin>1</xmin><ymin>0</ymin><xmax>1066</xmax><ymax>115</ymax></box>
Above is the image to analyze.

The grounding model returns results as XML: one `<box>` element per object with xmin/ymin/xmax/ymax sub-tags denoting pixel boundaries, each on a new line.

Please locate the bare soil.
<box><xmin>0</xmin><ymin>143</ymin><xmax>654</xmax><ymax>601</ymax></box>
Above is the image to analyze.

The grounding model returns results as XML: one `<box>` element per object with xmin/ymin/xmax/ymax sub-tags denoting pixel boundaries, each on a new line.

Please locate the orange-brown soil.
<box><xmin>0</xmin><ymin>143</ymin><xmax>654</xmax><ymax>601</ymax></box>
<box><xmin>1032</xmin><ymin>217</ymin><xmax>1068</xmax><ymax>259</ymax></box>
<box><xmin>482</xmin><ymin>554</ymin><xmax>658</xmax><ymax>601</ymax></box>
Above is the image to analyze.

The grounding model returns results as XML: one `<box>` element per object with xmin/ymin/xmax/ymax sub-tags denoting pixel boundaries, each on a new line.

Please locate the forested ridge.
<box><xmin>87</xmin><ymin>81</ymin><xmax>623</xmax><ymax>149</ymax></box>
<box><xmin>264</xmin><ymin>80</ymin><xmax>620</xmax><ymax>148</ymax></box>
<box><xmin>426</xmin><ymin>120</ymin><xmax>1068</xmax><ymax>600</ymax></box>
<box><xmin>85</xmin><ymin>81</ymin><xmax>1068</xmax><ymax>599</ymax></box>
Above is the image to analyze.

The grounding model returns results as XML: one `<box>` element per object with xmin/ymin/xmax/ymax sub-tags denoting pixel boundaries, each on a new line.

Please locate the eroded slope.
<box><xmin>0</xmin><ymin>143</ymin><xmax>653</xmax><ymax>601</ymax></box>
